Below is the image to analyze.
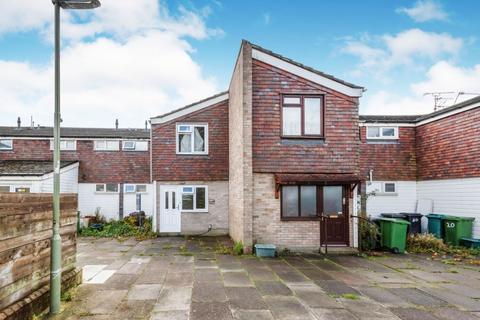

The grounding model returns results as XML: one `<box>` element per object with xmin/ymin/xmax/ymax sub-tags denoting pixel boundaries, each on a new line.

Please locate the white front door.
<box><xmin>159</xmin><ymin>186</ymin><xmax>181</xmax><ymax>233</ymax></box>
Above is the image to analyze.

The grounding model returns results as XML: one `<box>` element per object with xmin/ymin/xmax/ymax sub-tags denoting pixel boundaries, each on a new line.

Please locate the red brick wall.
<box><xmin>251</xmin><ymin>59</ymin><xmax>359</xmax><ymax>174</ymax></box>
<box><xmin>416</xmin><ymin>107</ymin><xmax>480</xmax><ymax>180</ymax></box>
<box><xmin>151</xmin><ymin>101</ymin><xmax>229</xmax><ymax>181</ymax></box>
<box><xmin>359</xmin><ymin>127</ymin><xmax>417</xmax><ymax>181</ymax></box>
<box><xmin>0</xmin><ymin>139</ymin><xmax>150</xmax><ymax>183</ymax></box>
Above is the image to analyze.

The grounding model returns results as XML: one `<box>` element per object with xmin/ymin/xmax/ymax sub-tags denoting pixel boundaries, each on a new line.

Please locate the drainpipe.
<box><xmin>119</xmin><ymin>183</ymin><xmax>124</xmax><ymax>220</ymax></box>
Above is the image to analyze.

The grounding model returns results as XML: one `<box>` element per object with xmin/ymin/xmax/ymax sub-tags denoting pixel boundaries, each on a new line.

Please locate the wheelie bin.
<box><xmin>426</xmin><ymin>214</ymin><xmax>446</xmax><ymax>238</ymax></box>
<box><xmin>381</xmin><ymin>213</ymin><xmax>423</xmax><ymax>235</ymax></box>
<box><xmin>377</xmin><ymin>218</ymin><xmax>410</xmax><ymax>254</ymax></box>
<box><xmin>443</xmin><ymin>216</ymin><xmax>475</xmax><ymax>246</ymax></box>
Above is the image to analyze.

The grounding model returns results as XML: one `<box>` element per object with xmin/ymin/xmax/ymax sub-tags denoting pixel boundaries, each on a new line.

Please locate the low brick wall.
<box><xmin>0</xmin><ymin>193</ymin><xmax>80</xmax><ymax>319</ymax></box>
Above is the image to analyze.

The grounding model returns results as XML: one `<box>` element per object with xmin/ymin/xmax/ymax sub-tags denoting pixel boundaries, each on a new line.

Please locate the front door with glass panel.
<box><xmin>321</xmin><ymin>185</ymin><xmax>349</xmax><ymax>245</ymax></box>
<box><xmin>159</xmin><ymin>186</ymin><xmax>181</xmax><ymax>233</ymax></box>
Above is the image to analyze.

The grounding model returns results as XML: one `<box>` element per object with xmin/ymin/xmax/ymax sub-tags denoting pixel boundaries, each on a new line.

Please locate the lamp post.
<box><xmin>50</xmin><ymin>0</ymin><xmax>100</xmax><ymax>315</ymax></box>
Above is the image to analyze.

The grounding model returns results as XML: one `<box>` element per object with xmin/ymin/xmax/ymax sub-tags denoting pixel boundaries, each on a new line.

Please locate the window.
<box><xmin>95</xmin><ymin>183</ymin><xmax>119</xmax><ymax>193</ymax></box>
<box><xmin>177</xmin><ymin>124</ymin><xmax>208</xmax><ymax>154</ymax></box>
<box><xmin>282</xmin><ymin>95</ymin><xmax>323</xmax><ymax>138</ymax></box>
<box><xmin>15</xmin><ymin>187</ymin><xmax>30</xmax><ymax>193</ymax></box>
<box><xmin>366</xmin><ymin>181</ymin><xmax>397</xmax><ymax>195</ymax></box>
<box><xmin>281</xmin><ymin>185</ymin><xmax>345</xmax><ymax>220</ymax></box>
<box><xmin>122</xmin><ymin>140</ymin><xmax>148</xmax><ymax>151</ymax></box>
<box><xmin>94</xmin><ymin>140</ymin><xmax>119</xmax><ymax>151</ymax></box>
<box><xmin>50</xmin><ymin>139</ymin><xmax>76</xmax><ymax>151</ymax></box>
<box><xmin>124</xmin><ymin>184</ymin><xmax>147</xmax><ymax>193</ymax></box>
<box><xmin>384</xmin><ymin>182</ymin><xmax>396</xmax><ymax>193</ymax></box>
<box><xmin>0</xmin><ymin>186</ymin><xmax>10</xmax><ymax>192</ymax></box>
<box><xmin>0</xmin><ymin>139</ymin><xmax>13</xmax><ymax>150</ymax></box>
<box><xmin>181</xmin><ymin>186</ymin><xmax>207</xmax><ymax>212</ymax></box>
<box><xmin>366</xmin><ymin>126</ymin><xmax>398</xmax><ymax>139</ymax></box>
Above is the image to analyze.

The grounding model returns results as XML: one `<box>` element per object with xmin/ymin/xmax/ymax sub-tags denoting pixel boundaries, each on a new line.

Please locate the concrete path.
<box><xmin>50</xmin><ymin>236</ymin><xmax>480</xmax><ymax>320</ymax></box>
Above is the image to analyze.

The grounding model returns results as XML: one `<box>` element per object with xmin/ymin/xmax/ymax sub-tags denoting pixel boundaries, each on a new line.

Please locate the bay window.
<box><xmin>282</xmin><ymin>95</ymin><xmax>324</xmax><ymax>138</ymax></box>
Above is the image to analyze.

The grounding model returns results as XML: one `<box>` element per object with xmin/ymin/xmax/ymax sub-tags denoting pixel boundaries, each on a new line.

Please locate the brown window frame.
<box><xmin>280</xmin><ymin>185</ymin><xmax>322</xmax><ymax>221</ymax></box>
<box><xmin>281</xmin><ymin>94</ymin><xmax>325</xmax><ymax>139</ymax></box>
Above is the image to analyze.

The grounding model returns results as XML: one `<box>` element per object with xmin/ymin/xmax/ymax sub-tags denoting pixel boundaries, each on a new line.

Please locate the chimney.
<box><xmin>17</xmin><ymin>117</ymin><xmax>21</xmax><ymax>129</ymax></box>
<box><xmin>115</xmin><ymin>119</ymin><xmax>119</xmax><ymax>130</ymax></box>
<box><xmin>145</xmin><ymin>120</ymin><xmax>148</xmax><ymax>130</ymax></box>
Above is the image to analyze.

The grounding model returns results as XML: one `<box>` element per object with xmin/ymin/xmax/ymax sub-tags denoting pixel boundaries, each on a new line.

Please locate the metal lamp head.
<box><xmin>56</xmin><ymin>0</ymin><xmax>101</xmax><ymax>9</ymax></box>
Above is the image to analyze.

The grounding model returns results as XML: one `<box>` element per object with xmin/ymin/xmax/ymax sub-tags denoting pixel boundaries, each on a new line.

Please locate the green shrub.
<box><xmin>359</xmin><ymin>219</ymin><xmax>380</xmax><ymax>251</ymax></box>
<box><xmin>233</xmin><ymin>241</ymin><xmax>244</xmax><ymax>255</ymax></box>
<box><xmin>407</xmin><ymin>233</ymin><xmax>447</xmax><ymax>253</ymax></box>
<box><xmin>80</xmin><ymin>217</ymin><xmax>156</xmax><ymax>240</ymax></box>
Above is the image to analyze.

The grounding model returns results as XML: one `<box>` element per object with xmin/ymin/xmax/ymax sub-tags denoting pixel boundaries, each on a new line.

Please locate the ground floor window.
<box><xmin>181</xmin><ymin>186</ymin><xmax>207</xmax><ymax>212</ymax></box>
<box><xmin>95</xmin><ymin>183</ymin><xmax>119</xmax><ymax>193</ymax></box>
<box><xmin>0</xmin><ymin>186</ymin><xmax>10</xmax><ymax>192</ymax></box>
<box><xmin>15</xmin><ymin>187</ymin><xmax>30</xmax><ymax>193</ymax></box>
<box><xmin>281</xmin><ymin>185</ymin><xmax>344</xmax><ymax>220</ymax></box>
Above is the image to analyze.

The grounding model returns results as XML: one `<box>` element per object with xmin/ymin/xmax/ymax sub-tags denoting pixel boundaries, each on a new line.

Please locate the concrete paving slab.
<box><xmin>298</xmin><ymin>268</ymin><xmax>334</xmax><ymax>281</ymax></box>
<box><xmin>387</xmin><ymin>288</ymin><xmax>448</xmax><ymax>307</ymax></box>
<box><xmin>164</xmin><ymin>272</ymin><xmax>194</xmax><ymax>287</ymax></box>
<box><xmin>310</xmin><ymin>259</ymin><xmax>343</xmax><ymax>271</ymax></box>
<box><xmin>194</xmin><ymin>269</ymin><xmax>222</xmax><ymax>282</ymax></box>
<box><xmin>326</xmin><ymin>271</ymin><xmax>370</xmax><ymax>286</ymax></box>
<box><xmin>113</xmin><ymin>300</ymin><xmax>155</xmax><ymax>319</ymax></box>
<box><xmin>154</xmin><ymin>286</ymin><xmax>192</xmax><ymax>312</ymax></box>
<box><xmin>101</xmin><ymin>274</ymin><xmax>138</xmax><ymax>290</ymax></box>
<box><xmin>256</xmin><ymin>281</ymin><xmax>293</xmax><ymax>296</ymax></box>
<box><xmin>117</xmin><ymin>262</ymin><xmax>145</xmax><ymax>275</ymax></box>
<box><xmin>264</xmin><ymin>296</ymin><xmax>315</xmax><ymax>320</ymax></box>
<box><xmin>150</xmin><ymin>310</ymin><xmax>189</xmax><ymax>320</ymax></box>
<box><xmin>226</xmin><ymin>287</ymin><xmax>267</xmax><ymax>310</ymax></box>
<box><xmin>275</xmin><ymin>271</ymin><xmax>311</xmax><ymax>284</ymax></box>
<box><xmin>432</xmin><ymin>307</ymin><xmax>480</xmax><ymax>320</ymax></box>
<box><xmin>421</xmin><ymin>286</ymin><xmax>480</xmax><ymax>311</ymax></box>
<box><xmin>81</xmin><ymin>289</ymin><xmax>128</xmax><ymax>315</ymax></box>
<box><xmin>127</xmin><ymin>284</ymin><xmax>162</xmax><ymax>300</ymax></box>
<box><xmin>247</xmin><ymin>268</ymin><xmax>278</xmax><ymax>281</ymax></box>
<box><xmin>357</xmin><ymin>286</ymin><xmax>411</xmax><ymax>307</ymax></box>
<box><xmin>135</xmin><ymin>269</ymin><xmax>167</xmax><ymax>284</ymax></box>
<box><xmin>341</xmin><ymin>298</ymin><xmax>400</xmax><ymax>319</ymax></box>
<box><xmin>311</xmin><ymin>308</ymin><xmax>359</xmax><ymax>320</ymax></box>
<box><xmin>223</xmin><ymin>271</ymin><xmax>254</xmax><ymax>287</ymax></box>
<box><xmin>389</xmin><ymin>307</ymin><xmax>438</xmax><ymax>320</ymax></box>
<box><xmin>232</xmin><ymin>310</ymin><xmax>274</xmax><ymax>320</ymax></box>
<box><xmin>289</xmin><ymin>284</ymin><xmax>342</xmax><ymax>308</ymax></box>
<box><xmin>190</xmin><ymin>302</ymin><xmax>234</xmax><ymax>320</ymax></box>
<box><xmin>315</xmin><ymin>280</ymin><xmax>360</xmax><ymax>295</ymax></box>
<box><xmin>364</xmin><ymin>271</ymin><xmax>416</xmax><ymax>284</ymax></box>
<box><xmin>192</xmin><ymin>281</ymin><xmax>227</xmax><ymax>302</ymax></box>
<box><xmin>85</xmin><ymin>269</ymin><xmax>116</xmax><ymax>284</ymax></box>
<box><xmin>440</xmin><ymin>283</ymin><xmax>480</xmax><ymax>299</ymax></box>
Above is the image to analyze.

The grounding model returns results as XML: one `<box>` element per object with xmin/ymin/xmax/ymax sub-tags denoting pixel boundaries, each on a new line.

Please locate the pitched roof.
<box><xmin>0</xmin><ymin>160</ymin><xmax>78</xmax><ymax>176</ymax></box>
<box><xmin>360</xmin><ymin>95</ymin><xmax>480</xmax><ymax>125</ymax></box>
<box><xmin>0</xmin><ymin>126</ymin><xmax>150</xmax><ymax>139</ymax></box>
<box><xmin>249</xmin><ymin>41</ymin><xmax>364</xmax><ymax>90</ymax></box>
<box><xmin>150</xmin><ymin>91</ymin><xmax>229</xmax><ymax>124</ymax></box>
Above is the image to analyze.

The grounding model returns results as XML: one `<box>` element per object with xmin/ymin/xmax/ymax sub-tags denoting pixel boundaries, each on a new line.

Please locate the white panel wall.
<box><xmin>417</xmin><ymin>178</ymin><xmax>480</xmax><ymax>238</ymax></box>
<box><xmin>40</xmin><ymin>165</ymin><xmax>79</xmax><ymax>193</ymax></box>
<box><xmin>366</xmin><ymin>181</ymin><xmax>418</xmax><ymax>218</ymax></box>
<box><xmin>78</xmin><ymin>183</ymin><xmax>153</xmax><ymax>221</ymax></box>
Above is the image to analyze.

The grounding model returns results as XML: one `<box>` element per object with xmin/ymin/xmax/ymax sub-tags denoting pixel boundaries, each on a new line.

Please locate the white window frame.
<box><xmin>0</xmin><ymin>186</ymin><xmax>11</xmax><ymax>192</ymax></box>
<box><xmin>94</xmin><ymin>140</ymin><xmax>120</xmax><ymax>151</ymax></box>
<box><xmin>95</xmin><ymin>183</ymin><xmax>119</xmax><ymax>193</ymax></box>
<box><xmin>383</xmin><ymin>182</ymin><xmax>397</xmax><ymax>193</ymax></box>
<box><xmin>122</xmin><ymin>140</ymin><xmax>149</xmax><ymax>151</ymax></box>
<box><xmin>124</xmin><ymin>184</ymin><xmax>148</xmax><ymax>193</ymax></box>
<box><xmin>176</xmin><ymin>123</ymin><xmax>209</xmax><ymax>155</ymax></box>
<box><xmin>0</xmin><ymin>139</ymin><xmax>13</xmax><ymax>150</ymax></box>
<box><xmin>50</xmin><ymin>139</ymin><xmax>76</xmax><ymax>151</ymax></box>
<box><xmin>366</xmin><ymin>181</ymin><xmax>397</xmax><ymax>196</ymax></box>
<box><xmin>181</xmin><ymin>185</ymin><xmax>208</xmax><ymax>212</ymax></box>
<box><xmin>366</xmin><ymin>126</ymin><xmax>399</xmax><ymax>140</ymax></box>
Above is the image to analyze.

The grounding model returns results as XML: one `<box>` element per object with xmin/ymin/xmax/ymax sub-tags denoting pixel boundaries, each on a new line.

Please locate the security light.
<box><xmin>55</xmin><ymin>0</ymin><xmax>101</xmax><ymax>9</ymax></box>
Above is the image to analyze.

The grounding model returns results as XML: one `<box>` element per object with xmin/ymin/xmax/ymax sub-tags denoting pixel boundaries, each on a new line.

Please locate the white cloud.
<box><xmin>0</xmin><ymin>0</ymin><xmax>52</xmax><ymax>34</ymax></box>
<box><xmin>0</xmin><ymin>1</ymin><xmax>223</xmax><ymax>127</ymax></box>
<box><xmin>362</xmin><ymin>61</ymin><xmax>480</xmax><ymax>115</ymax></box>
<box><xmin>397</xmin><ymin>0</ymin><xmax>448</xmax><ymax>22</ymax></box>
<box><xmin>343</xmin><ymin>29</ymin><xmax>463</xmax><ymax>79</ymax></box>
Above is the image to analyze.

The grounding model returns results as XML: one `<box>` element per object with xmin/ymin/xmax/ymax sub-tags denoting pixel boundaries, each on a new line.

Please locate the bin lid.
<box><xmin>399</xmin><ymin>212</ymin><xmax>423</xmax><ymax>217</ymax></box>
<box><xmin>426</xmin><ymin>214</ymin><xmax>446</xmax><ymax>218</ymax></box>
<box><xmin>254</xmin><ymin>244</ymin><xmax>276</xmax><ymax>249</ymax></box>
<box><xmin>378</xmin><ymin>218</ymin><xmax>411</xmax><ymax>225</ymax></box>
<box><xmin>380</xmin><ymin>213</ymin><xmax>406</xmax><ymax>218</ymax></box>
<box><xmin>443</xmin><ymin>216</ymin><xmax>475</xmax><ymax>221</ymax></box>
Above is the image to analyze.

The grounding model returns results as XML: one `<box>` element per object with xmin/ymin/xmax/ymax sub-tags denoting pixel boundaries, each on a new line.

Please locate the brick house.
<box><xmin>1</xmin><ymin>40</ymin><xmax>479</xmax><ymax>249</ymax></box>
<box><xmin>360</xmin><ymin>96</ymin><xmax>480</xmax><ymax>238</ymax></box>
<box><xmin>0</xmin><ymin>126</ymin><xmax>151</xmax><ymax>220</ymax></box>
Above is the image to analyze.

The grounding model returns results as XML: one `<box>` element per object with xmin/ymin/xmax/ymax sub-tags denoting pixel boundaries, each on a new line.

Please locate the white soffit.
<box><xmin>252</xmin><ymin>48</ymin><xmax>364</xmax><ymax>98</ymax></box>
<box><xmin>416</xmin><ymin>101</ymin><xmax>480</xmax><ymax>126</ymax></box>
<box><xmin>359</xmin><ymin>123</ymin><xmax>416</xmax><ymax>127</ymax></box>
<box><xmin>151</xmin><ymin>93</ymin><xmax>229</xmax><ymax>125</ymax></box>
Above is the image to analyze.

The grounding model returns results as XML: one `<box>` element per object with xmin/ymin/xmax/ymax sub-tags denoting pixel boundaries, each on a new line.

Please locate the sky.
<box><xmin>0</xmin><ymin>0</ymin><xmax>479</xmax><ymax>128</ymax></box>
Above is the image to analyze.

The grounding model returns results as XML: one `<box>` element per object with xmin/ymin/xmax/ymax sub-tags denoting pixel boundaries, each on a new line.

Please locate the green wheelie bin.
<box><xmin>443</xmin><ymin>216</ymin><xmax>475</xmax><ymax>246</ymax></box>
<box><xmin>378</xmin><ymin>218</ymin><xmax>411</xmax><ymax>254</ymax></box>
<box><xmin>426</xmin><ymin>214</ymin><xmax>446</xmax><ymax>238</ymax></box>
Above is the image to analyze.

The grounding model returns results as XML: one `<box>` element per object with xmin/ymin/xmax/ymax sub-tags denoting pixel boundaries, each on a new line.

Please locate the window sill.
<box><xmin>95</xmin><ymin>192</ymin><xmax>119</xmax><ymax>194</ymax></box>
<box><xmin>373</xmin><ymin>192</ymin><xmax>398</xmax><ymax>196</ymax></box>
<box><xmin>176</xmin><ymin>153</ymin><xmax>209</xmax><ymax>156</ymax></box>
<box><xmin>366</xmin><ymin>140</ymin><xmax>398</xmax><ymax>144</ymax></box>
<box><xmin>182</xmin><ymin>210</ymin><xmax>209</xmax><ymax>214</ymax></box>
<box><xmin>281</xmin><ymin>135</ymin><xmax>324</xmax><ymax>140</ymax></box>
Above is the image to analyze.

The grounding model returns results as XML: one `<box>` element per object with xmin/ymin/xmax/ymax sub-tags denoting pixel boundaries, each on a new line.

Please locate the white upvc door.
<box><xmin>159</xmin><ymin>186</ymin><xmax>181</xmax><ymax>233</ymax></box>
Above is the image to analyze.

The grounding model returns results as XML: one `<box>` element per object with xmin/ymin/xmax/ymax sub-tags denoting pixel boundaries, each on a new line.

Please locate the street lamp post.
<box><xmin>50</xmin><ymin>0</ymin><xmax>100</xmax><ymax>315</ymax></box>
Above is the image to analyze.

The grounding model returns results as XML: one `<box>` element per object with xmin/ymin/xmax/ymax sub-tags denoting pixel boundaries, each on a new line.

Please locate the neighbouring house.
<box><xmin>0</xmin><ymin>125</ymin><xmax>152</xmax><ymax>220</ymax></box>
<box><xmin>1</xmin><ymin>40</ymin><xmax>479</xmax><ymax>250</ymax></box>
<box><xmin>360</xmin><ymin>96</ymin><xmax>480</xmax><ymax>238</ymax></box>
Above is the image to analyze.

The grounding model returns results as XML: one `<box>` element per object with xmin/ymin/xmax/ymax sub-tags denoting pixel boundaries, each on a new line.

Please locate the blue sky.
<box><xmin>0</xmin><ymin>0</ymin><xmax>479</xmax><ymax>127</ymax></box>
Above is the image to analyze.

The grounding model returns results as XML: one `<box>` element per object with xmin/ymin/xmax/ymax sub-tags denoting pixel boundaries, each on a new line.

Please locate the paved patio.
<box><xmin>51</xmin><ymin>236</ymin><xmax>480</xmax><ymax>320</ymax></box>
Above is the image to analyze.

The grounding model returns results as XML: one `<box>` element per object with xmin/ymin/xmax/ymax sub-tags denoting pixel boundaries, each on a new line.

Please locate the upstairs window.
<box><xmin>282</xmin><ymin>95</ymin><xmax>323</xmax><ymax>138</ymax></box>
<box><xmin>50</xmin><ymin>139</ymin><xmax>76</xmax><ymax>151</ymax></box>
<box><xmin>122</xmin><ymin>140</ymin><xmax>148</xmax><ymax>151</ymax></box>
<box><xmin>94</xmin><ymin>140</ymin><xmax>119</xmax><ymax>151</ymax></box>
<box><xmin>366</xmin><ymin>126</ymin><xmax>398</xmax><ymax>139</ymax></box>
<box><xmin>176</xmin><ymin>124</ymin><xmax>208</xmax><ymax>155</ymax></box>
<box><xmin>0</xmin><ymin>139</ymin><xmax>13</xmax><ymax>150</ymax></box>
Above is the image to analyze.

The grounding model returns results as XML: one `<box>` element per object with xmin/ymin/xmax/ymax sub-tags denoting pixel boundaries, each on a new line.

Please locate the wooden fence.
<box><xmin>0</xmin><ymin>193</ymin><xmax>78</xmax><ymax>312</ymax></box>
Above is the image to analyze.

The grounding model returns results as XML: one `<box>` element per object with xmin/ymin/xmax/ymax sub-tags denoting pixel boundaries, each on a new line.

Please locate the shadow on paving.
<box><xmin>46</xmin><ymin>236</ymin><xmax>480</xmax><ymax>320</ymax></box>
